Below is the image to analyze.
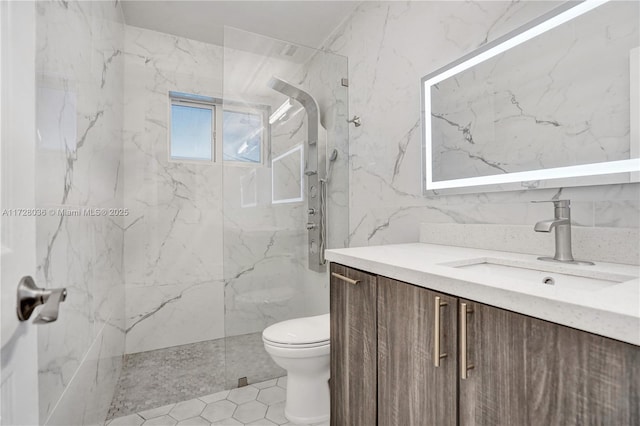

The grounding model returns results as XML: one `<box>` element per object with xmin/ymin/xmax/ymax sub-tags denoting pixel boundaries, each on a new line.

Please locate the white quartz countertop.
<box><xmin>325</xmin><ymin>243</ymin><xmax>640</xmax><ymax>346</ymax></box>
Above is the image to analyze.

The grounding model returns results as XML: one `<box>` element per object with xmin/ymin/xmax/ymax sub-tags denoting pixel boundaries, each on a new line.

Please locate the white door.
<box><xmin>0</xmin><ymin>1</ymin><xmax>39</xmax><ymax>425</ymax></box>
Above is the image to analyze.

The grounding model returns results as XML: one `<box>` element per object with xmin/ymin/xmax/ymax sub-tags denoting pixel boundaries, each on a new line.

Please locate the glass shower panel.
<box><xmin>222</xmin><ymin>27</ymin><xmax>349</xmax><ymax>388</ymax></box>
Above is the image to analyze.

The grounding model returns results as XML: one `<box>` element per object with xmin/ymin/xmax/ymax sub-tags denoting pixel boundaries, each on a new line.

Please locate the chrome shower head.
<box><xmin>268</xmin><ymin>77</ymin><xmax>318</xmax><ymax>115</ymax></box>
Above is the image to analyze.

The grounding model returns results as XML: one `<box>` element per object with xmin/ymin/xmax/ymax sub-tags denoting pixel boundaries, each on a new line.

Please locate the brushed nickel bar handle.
<box><xmin>434</xmin><ymin>296</ymin><xmax>448</xmax><ymax>367</ymax></box>
<box><xmin>460</xmin><ymin>302</ymin><xmax>475</xmax><ymax>379</ymax></box>
<box><xmin>331</xmin><ymin>272</ymin><xmax>360</xmax><ymax>285</ymax></box>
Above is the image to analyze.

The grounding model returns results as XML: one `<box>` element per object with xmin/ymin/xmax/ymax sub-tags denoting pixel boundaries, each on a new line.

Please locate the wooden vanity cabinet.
<box><xmin>330</xmin><ymin>263</ymin><xmax>640</xmax><ymax>426</ymax></box>
<box><xmin>459</xmin><ymin>299</ymin><xmax>640</xmax><ymax>426</ymax></box>
<box><xmin>329</xmin><ymin>263</ymin><xmax>377</xmax><ymax>426</ymax></box>
<box><xmin>458</xmin><ymin>299</ymin><xmax>531</xmax><ymax>425</ymax></box>
<box><xmin>377</xmin><ymin>276</ymin><xmax>457</xmax><ymax>426</ymax></box>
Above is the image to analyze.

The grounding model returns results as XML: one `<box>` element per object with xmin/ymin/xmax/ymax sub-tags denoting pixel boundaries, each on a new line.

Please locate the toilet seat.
<box><xmin>263</xmin><ymin>338</ymin><xmax>329</xmax><ymax>349</ymax></box>
<box><xmin>262</xmin><ymin>313</ymin><xmax>329</xmax><ymax>347</ymax></box>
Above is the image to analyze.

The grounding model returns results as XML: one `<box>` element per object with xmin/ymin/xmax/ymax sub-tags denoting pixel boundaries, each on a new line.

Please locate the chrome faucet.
<box><xmin>533</xmin><ymin>200</ymin><xmax>594</xmax><ymax>265</ymax></box>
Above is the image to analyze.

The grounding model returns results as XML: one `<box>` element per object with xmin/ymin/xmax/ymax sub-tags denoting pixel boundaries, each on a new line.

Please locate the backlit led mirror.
<box><xmin>422</xmin><ymin>0</ymin><xmax>640</xmax><ymax>194</ymax></box>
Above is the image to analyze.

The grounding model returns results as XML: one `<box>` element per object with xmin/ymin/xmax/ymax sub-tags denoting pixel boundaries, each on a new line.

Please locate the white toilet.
<box><xmin>262</xmin><ymin>313</ymin><xmax>330</xmax><ymax>424</ymax></box>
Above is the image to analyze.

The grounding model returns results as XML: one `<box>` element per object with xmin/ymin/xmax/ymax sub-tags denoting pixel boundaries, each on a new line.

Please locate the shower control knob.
<box><xmin>308</xmin><ymin>208</ymin><xmax>316</xmax><ymax>215</ymax></box>
<box><xmin>306</xmin><ymin>222</ymin><xmax>317</xmax><ymax>230</ymax></box>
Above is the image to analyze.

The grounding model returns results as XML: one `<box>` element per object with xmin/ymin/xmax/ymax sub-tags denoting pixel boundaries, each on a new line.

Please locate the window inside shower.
<box><xmin>169</xmin><ymin>91</ymin><xmax>269</xmax><ymax>165</ymax></box>
<box><xmin>169</xmin><ymin>99</ymin><xmax>215</xmax><ymax>162</ymax></box>
<box><xmin>222</xmin><ymin>108</ymin><xmax>264</xmax><ymax>164</ymax></box>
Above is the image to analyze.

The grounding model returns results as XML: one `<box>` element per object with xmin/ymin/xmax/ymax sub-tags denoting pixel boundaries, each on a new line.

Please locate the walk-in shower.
<box><xmin>221</xmin><ymin>25</ymin><xmax>349</xmax><ymax>404</ymax></box>
<box><xmin>268</xmin><ymin>76</ymin><xmax>328</xmax><ymax>272</ymax></box>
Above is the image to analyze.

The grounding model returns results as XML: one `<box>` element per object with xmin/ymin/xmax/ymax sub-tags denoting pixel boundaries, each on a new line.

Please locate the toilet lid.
<box><xmin>263</xmin><ymin>313</ymin><xmax>329</xmax><ymax>346</ymax></box>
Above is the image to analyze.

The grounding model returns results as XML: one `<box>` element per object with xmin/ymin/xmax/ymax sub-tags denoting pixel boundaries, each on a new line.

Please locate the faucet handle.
<box><xmin>16</xmin><ymin>276</ymin><xmax>67</xmax><ymax>323</ymax></box>
<box><xmin>531</xmin><ymin>199</ymin><xmax>570</xmax><ymax>207</ymax></box>
<box><xmin>34</xmin><ymin>288</ymin><xmax>67</xmax><ymax>324</ymax></box>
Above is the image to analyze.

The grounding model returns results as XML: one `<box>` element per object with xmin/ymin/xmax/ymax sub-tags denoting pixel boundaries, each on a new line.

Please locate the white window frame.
<box><xmin>168</xmin><ymin>92</ymin><xmax>222</xmax><ymax>165</ymax></box>
<box><xmin>168</xmin><ymin>92</ymin><xmax>270</xmax><ymax>167</ymax></box>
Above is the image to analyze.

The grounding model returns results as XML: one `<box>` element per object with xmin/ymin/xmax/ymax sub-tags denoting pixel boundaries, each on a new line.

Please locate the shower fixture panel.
<box><xmin>268</xmin><ymin>77</ymin><xmax>327</xmax><ymax>272</ymax></box>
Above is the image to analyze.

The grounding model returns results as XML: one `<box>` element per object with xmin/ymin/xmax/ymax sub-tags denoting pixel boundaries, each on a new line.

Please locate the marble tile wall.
<box><xmin>35</xmin><ymin>1</ymin><xmax>125</xmax><ymax>424</ymax></box>
<box><xmin>323</xmin><ymin>1</ymin><xmax>640</xmax><ymax>256</ymax></box>
<box><xmin>122</xmin><ymin>26</ymin><xmax>225</xmax><ymax>354</ymax></box>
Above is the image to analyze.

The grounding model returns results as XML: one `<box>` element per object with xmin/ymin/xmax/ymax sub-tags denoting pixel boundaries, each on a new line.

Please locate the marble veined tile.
<box><xmin>125</xmin><ymin>281</ymin><xmax>225</xmax><ymax>354</ymax></box>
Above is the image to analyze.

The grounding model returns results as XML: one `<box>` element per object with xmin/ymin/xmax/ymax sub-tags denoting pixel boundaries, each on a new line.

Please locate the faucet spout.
<box><xmin>531</xmin><ymin>199</ymin><xmax>595</xmax><ymax>265</ymax></box>
<box><xmin>534</xmin><ymin>218</ymin><xmax>570</xmax><ymax>232</ymax></box>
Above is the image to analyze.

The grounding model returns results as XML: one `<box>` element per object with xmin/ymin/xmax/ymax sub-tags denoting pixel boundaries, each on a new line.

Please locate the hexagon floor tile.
<box><xmin>232</xmin><ymin>401</ymin><xmax>267</xmax><ymax>424</ymax></box>
<box><xmin>201</xmin><ymin>400</ymin><xmax>237</xmax><ymax>423</ymax></box>
<box><xmin>106</xmin><ymin>376</ymin><xmax>330</xmax><ymax>426</ymax></box>
<box><xmin>227</xmin><ymin>387</ymin><xmax>259</xmax><ymax>405</ymax></box>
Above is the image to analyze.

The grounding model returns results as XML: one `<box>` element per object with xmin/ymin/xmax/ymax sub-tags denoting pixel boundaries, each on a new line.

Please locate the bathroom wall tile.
<box><xmin>44</xmin><ymin>312</ymin><xmax>124</xmax><ymax>426</ymax></box>
<box><xmin>419</xmin><ymin>223</ymin><xmax>640</xmax><ymax>265</ymax></box>
<box><xmin>595</xmin><ymin>200</ymin><xmax>640</xmax><ymax>228</ymax></box>
<box><xmin>124</xmin><ymin>206</ymin><xmax>223</xmax><ymax>286</ymax></box>
<box><xmin>125</xmin><ymin>280</ymin><xmax>225</xmax><ymax>354</ymax></box>
<box><xmin>36</xmin><ymin>0</ymin><xmax>125</xmax><ymax>424</ymax></box>
<box><xmin>123</xmin><ymin>26</ymin><xmax>226</xmax><ymax>353</ymax></box>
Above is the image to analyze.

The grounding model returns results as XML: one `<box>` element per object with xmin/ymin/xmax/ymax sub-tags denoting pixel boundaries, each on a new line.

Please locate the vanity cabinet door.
<box><xmin>330</xmin><ymin>263</ymin><xmax>377</xmax><ymax>426</ymax></box>
<box><xmin>459</xmin><ymin>300</ymin><xmax>640</xmax><ymax>425</ymax></box>
<box><xmin>525</xmin><ymin>312</ymin><xmax>640</xmax><ymax>424</ymax></box>
<box><xmin>377</xmin><ymin>277</ymin><xmax>457</xmax><ymax>426</ymax></box>
<box><xmin>458</xmin><ymin>299</ymin><xmax>529</xmax><ymax>426</ymax></box>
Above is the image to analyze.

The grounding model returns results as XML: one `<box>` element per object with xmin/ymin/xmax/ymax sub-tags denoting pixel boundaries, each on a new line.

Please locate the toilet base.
<box><xmin>283</xmin><ymin>373</ymin><xmax>330</xmax><ymax>424</ymax></box>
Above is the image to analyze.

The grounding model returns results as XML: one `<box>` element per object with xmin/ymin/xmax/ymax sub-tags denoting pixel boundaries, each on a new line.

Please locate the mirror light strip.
<box><xmin>422</xmin><ymin>0</ymin><xmax>609</xmax><ymax>88</ymax></box>
<box><xmin>428</xmin><ymin>159</ymin><xmax>640</xmax><ymax>190</ymax></box>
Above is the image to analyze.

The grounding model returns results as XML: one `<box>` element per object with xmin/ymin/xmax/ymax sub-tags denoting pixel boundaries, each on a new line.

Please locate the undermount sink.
<box><xmin>440</xmin><ymin>257</ymin><xmax>637</xmax><ymax>292</ymax></box>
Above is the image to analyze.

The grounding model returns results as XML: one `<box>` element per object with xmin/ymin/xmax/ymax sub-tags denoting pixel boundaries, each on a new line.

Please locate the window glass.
<box><xmin>170</xmin><ymin>104</ymin><xmax>213</xmax><ymax>161</ymax></box>
<box><xmin>223</xmin><ymin>110</ymin><xmax>262</xmax><ymax>163</ymax></box>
